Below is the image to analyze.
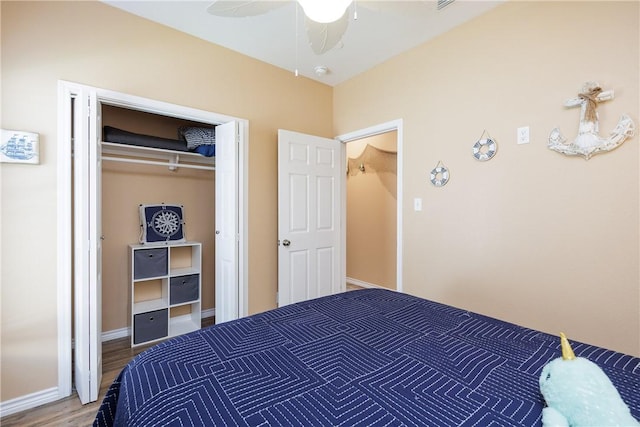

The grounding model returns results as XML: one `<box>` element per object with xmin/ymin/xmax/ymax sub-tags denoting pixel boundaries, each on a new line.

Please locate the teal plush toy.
<box><xmin>539</xmin><ymin>333</ymin><xmax>639</xmax><ymax>427</ymax></box>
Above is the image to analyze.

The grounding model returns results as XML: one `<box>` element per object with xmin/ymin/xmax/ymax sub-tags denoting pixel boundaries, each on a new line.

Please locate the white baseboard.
<box><xmin>102</xmin><ymin>326</ymin><xmax>130</xmax><ymax>342</ymax></box>
<box><xmin>346</xmin><ymin>277</ymin><xmax>386</xmax><ymax>289</ymax></box>
<box><xmin>201</xmin><ymin>308</ymin><xmax>215</xmax><ymax>320</ymax></box>
<box><xmin>0</xmin><ymin>387</ymin><xmax>61</xmax><ymax>418</ymax></box>
<box><xmin>3</xmin><ymin>308</ymin><xmax>219</xmax><ymax>416</ymax></box>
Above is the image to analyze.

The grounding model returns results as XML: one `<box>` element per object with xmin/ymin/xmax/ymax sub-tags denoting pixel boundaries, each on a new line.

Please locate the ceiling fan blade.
<box><xmin>305</xmin><ymin>12</ymin><xmax>349</xmax><ymax>55</ymax></box>
<box><xmin>206</xmin><ymin>0</ymin><xmax>287</xmax><ymax>17</ymax></box>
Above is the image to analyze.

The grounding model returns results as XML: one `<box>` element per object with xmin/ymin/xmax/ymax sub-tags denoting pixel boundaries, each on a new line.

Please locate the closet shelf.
<box><xmin>101</xmin><ymin>141</ymin><xmax>215</xmax><ymax>170</ymax></box>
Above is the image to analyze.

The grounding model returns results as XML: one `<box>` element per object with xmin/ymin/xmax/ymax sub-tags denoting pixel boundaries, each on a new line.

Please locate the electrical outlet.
<box><xmin>517</xmin><ymin>126</ymin><xmax>530</xmax><ymax>144</ymax></box>
<box><xmin>414</xmin><ymin>198</ymin><xmax>422</xmax><ymax>212</ymax></box>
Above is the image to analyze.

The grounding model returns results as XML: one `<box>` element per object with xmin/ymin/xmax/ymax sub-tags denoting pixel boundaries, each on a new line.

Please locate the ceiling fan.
<box><xmin>207</xmin><ymin>1</ymin><xmax>434</xmax><ymax>56</ymax></box>
<box><xmin>207</xmin><ymin>0</ymin><xmax>355</xmax><ymax>55</ymax></box>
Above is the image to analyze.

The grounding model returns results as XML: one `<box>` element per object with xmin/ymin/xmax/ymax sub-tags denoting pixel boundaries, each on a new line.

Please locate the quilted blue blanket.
<box><xmin>94</xmin><ymin>289</ymin><xmax>639</xmax><ymax>426</ymax></box>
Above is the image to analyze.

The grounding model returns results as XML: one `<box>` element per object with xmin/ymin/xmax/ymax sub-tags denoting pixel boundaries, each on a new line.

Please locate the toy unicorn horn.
<box><xmin>539</xmin><ymin>332</ymin><xmax>639</xmax><ymax>426</ymax></box>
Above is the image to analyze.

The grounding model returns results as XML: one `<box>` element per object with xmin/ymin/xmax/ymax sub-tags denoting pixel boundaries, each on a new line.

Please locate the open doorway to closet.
<box><xmin>338</xmin><ymin>120</ymin><xmax>403</xmax><ymax>293</ymax></box>
<box><xmin>101</xmin><ymin>105</ymin><xmax>217</xmax><ymax>340</ymax></box>
<box><xmin>345</xmin><ymin>131</ymin><xmax>397</xmax><ymax>291</ymax></box>
<box><xmin>57</xmin><ymin>81</ymin><xmax>248</xmax><ymax>404</ymax></box>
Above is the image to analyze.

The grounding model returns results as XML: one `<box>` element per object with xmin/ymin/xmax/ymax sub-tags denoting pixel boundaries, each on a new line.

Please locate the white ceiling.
<box><xmin>103</xmin><ymin>1</ymin><xmax>503</xmax><ymax>86</ymax></box>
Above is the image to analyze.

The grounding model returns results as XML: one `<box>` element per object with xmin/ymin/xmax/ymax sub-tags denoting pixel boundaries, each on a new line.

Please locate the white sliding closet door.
<box><xmin>215</xmin><ymin>121</ymin><xmax>239</xmax><ymax>323</ymax></box>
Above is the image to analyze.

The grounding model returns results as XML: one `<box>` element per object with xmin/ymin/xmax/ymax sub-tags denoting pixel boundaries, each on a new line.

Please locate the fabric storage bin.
<box><xmin>134</xmin><ymin>247</ymin><xmax>168</xmax><ymax>279</ymax></box>
<box><xmin>133</xmin><ymin>309</ymin><xmax>168</xmax><ymax>344</ymax></box>
<box><xmin>170</xmin><ymin>274</ymin><xmax>199</xmax><ymax>305</ymax></box>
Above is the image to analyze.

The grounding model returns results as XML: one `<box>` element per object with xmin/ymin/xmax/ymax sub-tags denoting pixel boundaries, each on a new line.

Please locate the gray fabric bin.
<box><xmin>133</xmin><ymin>309</ymin><xmax>168</xmax><ymax>344</ymax></box>
<box><xmin>170</xmin><ymin>274</ymin><xmax>199</xmax><ymax>305</ymax></box>
<box><xmin>134</xmin><ymin>247</ymin><xmax>168</xmax><ymax>279</ymax></box>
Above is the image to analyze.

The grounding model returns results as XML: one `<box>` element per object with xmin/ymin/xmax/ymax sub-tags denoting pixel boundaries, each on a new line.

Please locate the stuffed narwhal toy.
<box><xmin>539</xmin><ymin>332</ymin><xmax>639</xmax><ymax>427</ymax></box>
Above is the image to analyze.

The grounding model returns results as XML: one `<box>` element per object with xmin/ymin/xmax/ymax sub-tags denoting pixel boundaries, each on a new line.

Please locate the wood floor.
<box><xmin>1</xmin><ymin>317</ymin><xmax>215</xmax><ymax>427</ymax></box>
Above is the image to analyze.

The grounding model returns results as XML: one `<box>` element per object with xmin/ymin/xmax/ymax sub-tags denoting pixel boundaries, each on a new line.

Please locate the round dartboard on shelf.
<box><xmin>139</xmin><ymin>204</ymin><xmax>186</xmax><ymax>244</ymax></box>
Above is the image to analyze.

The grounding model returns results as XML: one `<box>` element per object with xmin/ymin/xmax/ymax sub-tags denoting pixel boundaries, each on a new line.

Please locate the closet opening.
<box><xmin>345</xmin><ymin>131</ymin><xmax>398</xmax><ymax>291</ymax></box>
<box><xmin>100</xmin><ymin>104</ymin><xmax>217</xmax><ymax>344</ymax></box>
<box><xmin>57</xmin><ymin>80</ymin><xmax>248</xmax><ymax>404</ymax></box>
<box><xmin>338</xmin><ymin>120</ymin><xmax>403</xmax><ymax>294</ymax></box>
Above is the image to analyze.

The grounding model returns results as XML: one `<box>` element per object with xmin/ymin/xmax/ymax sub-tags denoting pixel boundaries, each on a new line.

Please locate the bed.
<box><xmin>93</xmin><ymin>289</ymin><xmax>639</xmax><ymax>426</ymax></box>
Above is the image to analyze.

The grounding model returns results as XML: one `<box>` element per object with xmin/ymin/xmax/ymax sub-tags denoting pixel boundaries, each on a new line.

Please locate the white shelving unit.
<box><xmin>129</xmin><ymin>241</ymin><xmax>202</xmax><ymax>347</ymax></box>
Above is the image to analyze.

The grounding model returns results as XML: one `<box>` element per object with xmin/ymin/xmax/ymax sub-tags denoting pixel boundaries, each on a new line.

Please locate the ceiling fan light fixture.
<box><xmin>296</xmin><ymin>0</ymin><xmax>353</xmax><ymax>23</ymax></box>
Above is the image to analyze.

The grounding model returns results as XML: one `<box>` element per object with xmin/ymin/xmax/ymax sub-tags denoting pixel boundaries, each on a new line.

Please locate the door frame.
<box><xmin>336</xmin><ymin>119</ymin><xmax>403</xmax><ymax>292</ymax></box>
<box><xmin>56</xmin><ymin>80</ymin><xmax>249</xmax><ymax>399</ymax></box>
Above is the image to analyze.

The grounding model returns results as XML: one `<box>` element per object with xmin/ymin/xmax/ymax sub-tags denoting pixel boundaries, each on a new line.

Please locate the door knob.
<box><xmin>282</xmin><ymin>239</ymin><xmax>291</xmax><ymax>247</ymax></box>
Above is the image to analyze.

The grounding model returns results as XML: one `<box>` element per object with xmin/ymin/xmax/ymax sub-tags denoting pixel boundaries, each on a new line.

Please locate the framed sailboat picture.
<box><xmin>0</xmin><ymin>129</ymin><xmax>40</xmax><ymax>164</ymax></box>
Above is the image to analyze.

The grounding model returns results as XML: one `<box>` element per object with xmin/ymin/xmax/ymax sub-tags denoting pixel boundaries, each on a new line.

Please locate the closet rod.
<box><xmin>102</xmin><ymin>156</ymin><xmax>215</xmax><ymax>171</ymax></box>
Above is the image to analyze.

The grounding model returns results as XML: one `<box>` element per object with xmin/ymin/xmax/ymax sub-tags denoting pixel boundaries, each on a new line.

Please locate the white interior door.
<box><xmin>278</xmin><ymin>129</ymin><xmax>343</xmax><ymax>306</ymax></box>
<box><xmin>74</xmin><ymin>89</ymin><xmax>102</xmax><ymax>404</ymax></box>
<box><xmin>215</xmin><ymin>121</ymin><xmax>239</xmax><ymax>323</ymax></box>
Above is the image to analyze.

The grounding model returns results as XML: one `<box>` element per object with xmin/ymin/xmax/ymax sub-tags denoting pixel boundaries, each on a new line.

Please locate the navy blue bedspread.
<box><xmin>94</xmin><ymin>289</ymin><xmax>639</xmax><ymax>426</ymax></box>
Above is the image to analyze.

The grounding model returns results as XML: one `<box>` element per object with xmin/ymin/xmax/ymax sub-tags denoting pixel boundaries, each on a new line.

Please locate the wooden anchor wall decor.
<box><xmin>548</xmin><ymin>81</ymin><xmax>635</xmax><ymax>160</ymax></box>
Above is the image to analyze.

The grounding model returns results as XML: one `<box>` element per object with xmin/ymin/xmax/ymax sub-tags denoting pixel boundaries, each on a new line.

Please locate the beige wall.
<box><xmin>1</xmin><ymin>1</ymin><xmax>332</xmax><ymax>401</ymax></box>
<box><xmin>335</xmin><ymin>1</ymin><xmax>639</xmax><ymax>357</ymax></box>
<box><xmin>346</xmin><ymin>132</ymin><xmax>397</xmax><ymax>289</ymax></box>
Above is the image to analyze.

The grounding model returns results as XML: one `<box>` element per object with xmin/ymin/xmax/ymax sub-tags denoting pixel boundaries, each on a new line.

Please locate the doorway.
<box><xmin>276</xmin><ymin>121</ymin><xmax>403</xmax><ymax>305</ymax></box>
<box><xmin>338</xmin><ymin>120</ymin><xmax>403</xmax><ymax>293</ymax></box>
<box><xmin>345</xmin><ymin>131</ymin><xmax>398</xmax><ymax>291</ymax></box>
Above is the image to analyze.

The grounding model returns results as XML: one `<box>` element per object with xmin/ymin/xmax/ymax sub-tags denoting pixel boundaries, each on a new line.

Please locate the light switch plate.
<box><xmin>517</xmin><ymin>126</ymin><xmax>530</xmax><ymax>144</ymax></box>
